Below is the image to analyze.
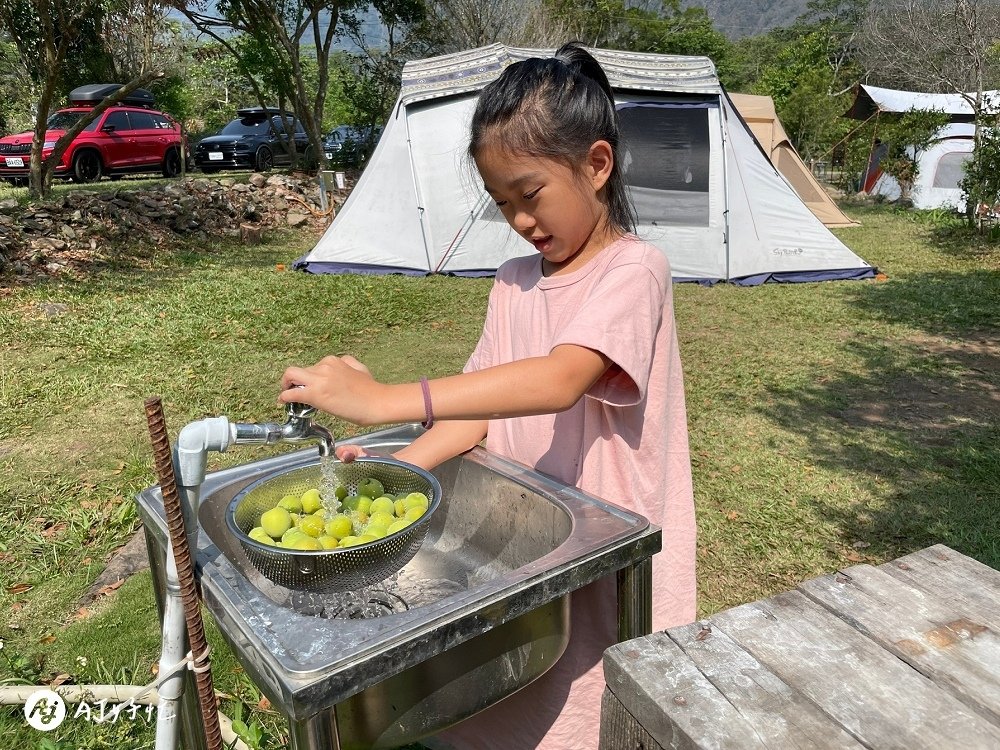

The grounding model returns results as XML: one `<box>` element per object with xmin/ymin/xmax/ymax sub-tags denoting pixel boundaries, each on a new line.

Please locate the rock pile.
<box><xmin>0</xmin><ymin>172</ymin><xmax>345</xmax><ymax>280</ymax></box>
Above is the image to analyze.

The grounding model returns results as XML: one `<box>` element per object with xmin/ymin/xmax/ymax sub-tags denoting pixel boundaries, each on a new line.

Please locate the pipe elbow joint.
<box><xmin>175</xmin><ymin>417</ymin><xmax>235</xmax><ymax>486</ymax></box>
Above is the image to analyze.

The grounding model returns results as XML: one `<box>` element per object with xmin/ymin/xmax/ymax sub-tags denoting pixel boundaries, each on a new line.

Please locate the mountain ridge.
<box><xmin>683</xmin><ymin>0</ymin><xmax>812</xmax><ymax>38</ymax></box>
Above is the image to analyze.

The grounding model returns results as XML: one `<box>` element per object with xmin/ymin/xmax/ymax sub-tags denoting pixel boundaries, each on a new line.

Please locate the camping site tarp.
<box><xmin>729</xmin><ymin>92</ymin><xmax>859</xmax><ymax>228</ymax></box>
<box><xmin>845</xmin><ymin>84</ymin><xmax>1000</xmax><ymax>122</ymax></box>
<box><xmin>297</xmin><ymin>44</ymin><xmax>873</xmax><ymax>285</ymax></box>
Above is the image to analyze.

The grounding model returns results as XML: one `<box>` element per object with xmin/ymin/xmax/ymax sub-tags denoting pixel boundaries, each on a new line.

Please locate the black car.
<box><xmin>194</xmin><ymin>107</ymin><xmax>313</xmax><ymax>173</ymax></box>
<box><xmin>322</xmin><ymin>125</ymin><xmax>381</xmax><ymax>168</ymax></box>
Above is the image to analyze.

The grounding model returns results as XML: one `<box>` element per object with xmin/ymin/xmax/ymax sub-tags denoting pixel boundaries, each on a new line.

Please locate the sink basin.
<box><xmin>137</xmin><ymin>423</ymin><xmax>659</xmax><ymax>749</ymax></box>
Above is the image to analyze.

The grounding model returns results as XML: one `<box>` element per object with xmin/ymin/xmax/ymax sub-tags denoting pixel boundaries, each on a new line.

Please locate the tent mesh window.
<box><xmin>932</xmin><ymin>151</ymin><xmax>972</xmax><ymax>190</ymax></box>
<box><xmin>617</xmin><ymin>101</ymin><xmax>712</xmax><ymax>227</ymax></box>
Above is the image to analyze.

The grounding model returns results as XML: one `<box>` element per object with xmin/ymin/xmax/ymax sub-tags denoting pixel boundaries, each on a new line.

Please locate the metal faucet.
<box><xmin>231</xmin><ymin>401</ymin><xmax>335</xmax><ymax>457</ymax></box>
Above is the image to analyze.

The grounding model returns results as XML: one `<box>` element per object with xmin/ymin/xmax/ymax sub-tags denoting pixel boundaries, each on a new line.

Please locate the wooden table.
<box><xmin>601</xmin><ymin>544</ymin><xmax>1000</xmax><ymax>749</ymax></box>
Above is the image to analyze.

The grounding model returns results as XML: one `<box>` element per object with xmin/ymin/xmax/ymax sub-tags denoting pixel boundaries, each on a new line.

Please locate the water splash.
<box><xmin>319</xmin><ymin>454</ymin><xmax>343</xmax><ymax>515</ymax></box>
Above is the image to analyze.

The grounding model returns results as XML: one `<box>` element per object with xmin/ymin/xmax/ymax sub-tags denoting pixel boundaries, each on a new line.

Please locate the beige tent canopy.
<box><xmin>729</xmin><ymin>93</ymin><xmax>859</xmax><ymax>228</ymax></box>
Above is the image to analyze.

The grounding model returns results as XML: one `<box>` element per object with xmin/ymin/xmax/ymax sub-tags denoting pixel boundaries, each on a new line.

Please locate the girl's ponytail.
<box><xmin>553</xmin><ymin>42</ymin><xmax>616</xmax><ymax>107</ymax></box>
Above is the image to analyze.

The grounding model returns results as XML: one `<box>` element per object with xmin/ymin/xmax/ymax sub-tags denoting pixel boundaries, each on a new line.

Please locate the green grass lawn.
<box><xmin>1</xmin><ymin>203</ymin><xmax>998</xmax><ymax>748</ymax></box>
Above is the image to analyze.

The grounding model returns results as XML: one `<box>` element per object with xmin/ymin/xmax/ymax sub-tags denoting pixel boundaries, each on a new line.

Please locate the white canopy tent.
<box><xmin>847</xmin><ymin>84</ymin><xmax>998</xmax><ymax>210</ymax></box>
<box><xmin>298</xmin><ymin>44</ymin><xmax>873</xmax><ymax>285</ymax></box>
<box><xmin>845</xmin><ymin>84</ymin><xmax>1000</xmax><ymax>121</ymax></box>
<box><xmin>868</xmin><ymin>123</ymin><xmax>975</xmax><ymax>210</ymax></box>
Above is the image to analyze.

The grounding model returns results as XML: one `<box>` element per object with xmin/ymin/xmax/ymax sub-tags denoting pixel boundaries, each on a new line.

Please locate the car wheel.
<box><xmin>72</xmin><ymin>150</ymin><xmax>103</xmax><ymax>183</ymax></box>
<box><xmin>161</xmin><ymin>147</ymin><xmax>182</xmax><ymax>178</ymax></box>
<box><xmin>302</xmin><ymin>144</ymin><xmax>317</xmax><ymax>170</ymax></box>
<box><xmin>254</xmin><ymin>146</ymin><xmax>273</xmax><ymax>172</ymax></box>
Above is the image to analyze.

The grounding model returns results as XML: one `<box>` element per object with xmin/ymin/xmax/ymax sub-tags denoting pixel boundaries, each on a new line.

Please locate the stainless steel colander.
<box><xmin>226</xmin><ymin>457</ymin><xmax>442</xmax><ymax>593</ymax></box>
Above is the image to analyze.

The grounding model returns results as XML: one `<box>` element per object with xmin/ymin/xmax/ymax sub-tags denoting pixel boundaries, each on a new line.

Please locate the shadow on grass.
<box><xmin>765</xmin><ymin>269</ymin><xmax>1000</xmax><ymax>570</ymax></box>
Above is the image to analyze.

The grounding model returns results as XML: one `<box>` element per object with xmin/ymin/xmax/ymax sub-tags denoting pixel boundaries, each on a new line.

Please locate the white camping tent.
<box><xmin>847</xmin><ymin>84</ymin><xmax>999</xmax><ymax>210</ymax></box>
<box><xmin>298</xmin><ymin>44</ymin><xmax>873</xmax><ymax>285</ymax></box>
<box><xmin>868</xmin><ymin>123</ymin><xmax>975</xmax><ymax>210</ymax></box>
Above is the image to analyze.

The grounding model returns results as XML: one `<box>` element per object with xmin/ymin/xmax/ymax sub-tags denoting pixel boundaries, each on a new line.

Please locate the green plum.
<box><xmin>344</xmin><ymin>495</ymin><xmax>372</xmax><ymax>516</ymax></box>
<box><xmin>281</xmin><ymin>527</ymin><xmax>306</xmax><ymax>544</ymax></box>
<box><xmin>248</xmin><ymin>526</ymin><xmax>272</xmax><ymax>544</ymax></box>
<box><xmin>318</xmin><ymin>535</ymin><xmax>339</xmax><ymax>549</ymax></box>
<box><xmin>288</xmin><ymin>535</ymin><xmax>322</xmax><ymax>551</ymax></box>
<box><xmin>368</xmin><ymin>510</ymin><xmax>395</xmax><ymax>529</ymax></box>
<box><xmin>260</xmin><ymin>507</ymin><xmax>292</xmax><ymax>539</ymax></box>
<box><xmin>357</xmin><ymin>477</ymin><xmax>385</xmax><ymax>499</ymax></box>
<box><xmin>325</xmin><ymin>515</ymin><xmax>354</xmax><ymax>539</ymax></box>
<box><xmin>278</xmin><ymin>494</ymin><xmax>303</xmax><ymax>513</ymax></box>
<box><xmin>339</xmin><ymin>535</ymin><xmax>364</xmax><ymax>548</ymax></box>
<box><xmin>297</xmin><ymin>514</ymin><xmax>325</xmax><ymax>538</ymax></box>
<box><xmin>370</xmin><ymin>496</ymin><xmax>396</xmax><ymax>516</ymax></box>
<box><xmin>404</xmin><ymin>506</ymin><xmax>426</xmax><ymax>522</ymax></box>
<box><xmin>334</xmin><ymin>485</ymin><xmax>349</xmax><ymax>500</ymax></box>
<box><xmin>404</xmin><ymin>492</ymin><xmax>429</xmax><ymax>511</ymax></box>
<box><xmin>300</xmin><ymin>488</ymin><xmax>323</xmax><ymax>514</ymax></box>
<box><xmin>387</xmin><ymin>518</ymin><xmax>410</xmax><ymax>535</ymax></box>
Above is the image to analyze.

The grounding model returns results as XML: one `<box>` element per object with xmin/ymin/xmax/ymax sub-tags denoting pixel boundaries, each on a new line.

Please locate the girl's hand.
<box><xmin>279</xmin><ymin>355</ymin><xmax>384</xmax><ymax>425</ymax></box>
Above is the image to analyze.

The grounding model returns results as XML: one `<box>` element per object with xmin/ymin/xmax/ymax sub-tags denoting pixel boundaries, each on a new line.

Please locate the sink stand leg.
<box><xmin>616</xmin><ymin>558</ymin><xmax>652</xmax><ymax>642</ymax></box>
<box><xmin>289</xmin><ymin>708</ymin><xmax>342</xmax><ymax>750</ymax></box>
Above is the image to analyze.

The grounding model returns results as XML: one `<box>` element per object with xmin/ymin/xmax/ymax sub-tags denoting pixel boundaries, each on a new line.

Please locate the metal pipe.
<box><xmin>288</xmin><ymin>709</ymin><xmax>342</xmax><ymax>750</ymax></box>
<box><xmin>616</xmin><ymin>558</ymin><xmax>653</xmax><ymax>642</ymax></box>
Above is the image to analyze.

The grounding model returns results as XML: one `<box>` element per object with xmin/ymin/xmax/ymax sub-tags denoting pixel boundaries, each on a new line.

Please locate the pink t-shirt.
<box><xmin>438</xmin><ymin>235</ymin><xmax>697</xmax><ymax>750</ymax></box>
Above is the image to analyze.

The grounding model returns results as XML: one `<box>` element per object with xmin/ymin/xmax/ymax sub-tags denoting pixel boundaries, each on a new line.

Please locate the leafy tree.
<box><xmin>960</xmin><ymin>106</ymin><xmax>1000</xmax><ymax>226</ymax></box>
<box><xmin>858</xmin><ymin>0</ymin><xmax>1000</xmax><ymax>218</ymax></box>
<box><xmin>170</xmin><ymin>0</ymin><xmax>380</xmax><ymax>169</ymax></box>
<box><xmin>423</xmin><ymin>0</ymin><xmax>570</xmax><ymax>51</ymax></box>
<box><xmin>543</xmin><ymin>0</ymin><xmax>732</xmax><ymax>70</ymax></box>
<box><xmin>336</xmin><ymin>0</ymin><xmax>430</xmax><ymax>136</ymax></box>
<box><xmin>875</xmin><ymin>108</ymin><xmax>951</xmax><ymax>204</ymax></box>
<box><xmin>0</xmin><ymin>0</ymin><xmax>168</xmax><ymax>196</ymax></box>
<box><xmin>0</xmin><ymin>34</ymin><xmax>33</xmax><ymax>134</ymax></box>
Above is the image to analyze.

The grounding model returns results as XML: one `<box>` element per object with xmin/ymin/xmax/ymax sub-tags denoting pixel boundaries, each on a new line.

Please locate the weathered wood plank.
<box><xmin>600</xmin><ymin>686</ymin><xmax>665</xmax><ymax>750</ymax></box>
<box><xmin>603</xmin><ymin>631</ymin><xmax>770</xmax><ymax>749</ymax></box>
<box><xmin>878</xmin><ymin>545</ymin><xmax>1000</xmax><ymax>626</ymax></box>
<box><xmin>711</xmin><ymin>589</ymin><xmax>1000</xmax><ymax>749</ymax></box>
<box><xmin>799</xmin><ymin>562</ymin><xmax>1000</xmax><ymax>725</ymax></box>
<box><xmin>667</xmin><ymin>622</ymin><xmax>864</xmax><ymax>749</ymax></box>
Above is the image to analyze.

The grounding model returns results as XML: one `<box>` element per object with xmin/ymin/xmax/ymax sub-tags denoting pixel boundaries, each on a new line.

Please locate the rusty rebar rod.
<box><xmin>145</xmin><ymin>396</ymin><xmax>224</xmax><ymax>750</ymax></box>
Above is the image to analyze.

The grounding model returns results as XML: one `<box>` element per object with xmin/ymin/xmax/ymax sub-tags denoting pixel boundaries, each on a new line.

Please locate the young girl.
<box><xmin>279</xmin><ymin>42</ymin><xmax>697</xmax><ymax>750</ymax></box>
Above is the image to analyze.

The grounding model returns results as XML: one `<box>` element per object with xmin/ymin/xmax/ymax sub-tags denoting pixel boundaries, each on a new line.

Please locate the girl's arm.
<box><xmin>280</xmin><ymin>344</ymin><xmax>611</xmax><ymax>427</ymax></box>
<box><xmin>391</xmin><ymin>419</ymin><xmax>489</xmax><ymax>471</ymax></box>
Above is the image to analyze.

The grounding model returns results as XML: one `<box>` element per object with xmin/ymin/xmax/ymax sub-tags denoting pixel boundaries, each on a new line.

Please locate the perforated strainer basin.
<box><xmin>226</xmin><ymin>457</ymin><xmax>442</xmax><ymax>593</ymax></box>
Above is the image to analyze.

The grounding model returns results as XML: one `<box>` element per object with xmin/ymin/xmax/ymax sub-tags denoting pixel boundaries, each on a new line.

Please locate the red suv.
<box><xmin>0</xmin><ymin>84</ymin><xmax>184</xmax><ymax>185</ymax></box>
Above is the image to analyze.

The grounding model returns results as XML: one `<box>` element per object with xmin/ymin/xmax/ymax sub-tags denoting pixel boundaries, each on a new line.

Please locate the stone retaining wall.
<box><xmin>0</xmin><ymin>172</ymin><xmax>345</xmax><ymax>279</ymax></box>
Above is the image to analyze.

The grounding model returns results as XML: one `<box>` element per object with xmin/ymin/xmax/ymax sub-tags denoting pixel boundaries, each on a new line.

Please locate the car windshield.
<box><xmin>219</xmin><ymin>118</ymin><xmax>272</xmax><ymax>136</ymax></box>
<box><xmin>45</xmin><ymin>111</ymin><xmax>99</xmax><ymax>132</ymax></box>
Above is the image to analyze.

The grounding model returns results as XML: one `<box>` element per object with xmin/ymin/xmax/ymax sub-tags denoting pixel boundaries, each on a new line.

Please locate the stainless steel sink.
<box><xmin>137</xmin><ymin>423</ymin><xmax>659</xmax><ymax>750</ymax></box>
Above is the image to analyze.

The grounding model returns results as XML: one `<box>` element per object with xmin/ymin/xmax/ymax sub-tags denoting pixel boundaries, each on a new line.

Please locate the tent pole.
<box><xmin>402</xmin><ymin>103</ymin><xmax>436</xmax><ymax>273</ymax></box>
<box><xmin>434</xmin><ymin>192</ymin><xmax>491</xmax><ymax>274</ymax></box>
<box><xmin>818</xmin><ymin>111</ymin><xmax>878</xmax><ymax>162</ymax></box>
<box><xmin>720</xmin><ymin>98</ymin><xmax>732</xmax><ymax>282</ymax></box>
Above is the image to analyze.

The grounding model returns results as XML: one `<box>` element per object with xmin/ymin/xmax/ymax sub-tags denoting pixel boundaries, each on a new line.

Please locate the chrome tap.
<box><xmin>231</xmin><ymin>401</ymin><xmax>335</xmax><ymax>457</ymax></box>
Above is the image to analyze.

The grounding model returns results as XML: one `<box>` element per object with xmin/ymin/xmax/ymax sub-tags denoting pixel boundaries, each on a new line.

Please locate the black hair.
<box><xmin>469</xmin><ymin>41</ymin><xmax>636</xmax><ymax>235</ymax></box>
